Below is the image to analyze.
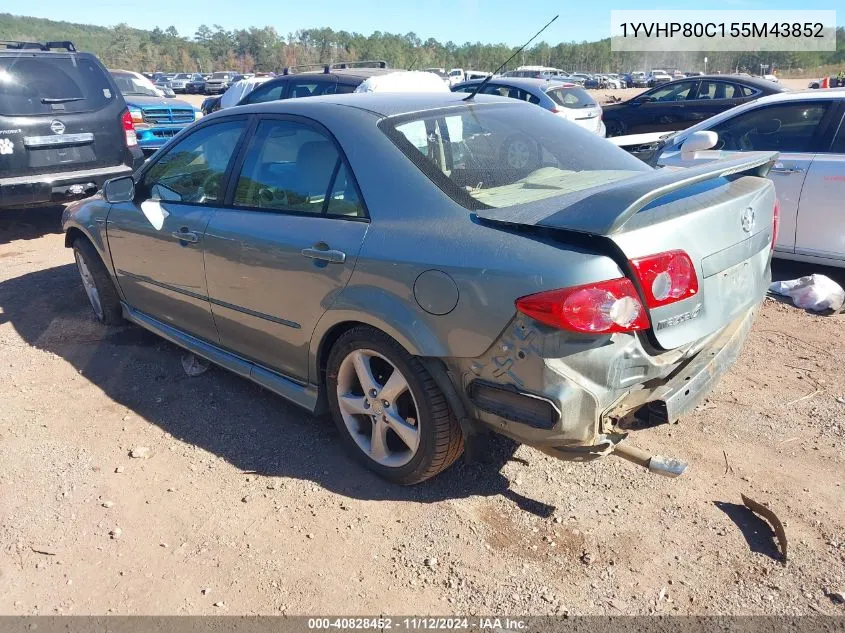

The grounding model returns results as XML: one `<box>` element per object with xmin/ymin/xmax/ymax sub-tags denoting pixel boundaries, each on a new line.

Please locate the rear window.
<box><xmin>0</xmin><ymin>55</ymin><xmax>114</xmax><ymax>116</ymax></box>
<box><xmin>382</xmin><ymin>103</ymin><xmax>650</xmax><ymax>210</ymax></box>
<box><xmin>546</xmin><ymin>86</ymin><xmax>596</xmax><ymax>109</ymax></box>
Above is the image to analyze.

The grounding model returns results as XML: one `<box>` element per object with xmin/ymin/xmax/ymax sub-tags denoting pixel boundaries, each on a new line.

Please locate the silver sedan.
<box><xmin>656</xmin><ymin>90</ymin><xmax>845</xmax><ymax>268</ymax></box>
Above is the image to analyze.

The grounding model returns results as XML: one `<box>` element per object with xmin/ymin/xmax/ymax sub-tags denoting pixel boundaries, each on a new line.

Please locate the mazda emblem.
<box><xmin>741</xmin><ymin>207</ymin><xmax>755</xmax><ymax>233</ymax></box>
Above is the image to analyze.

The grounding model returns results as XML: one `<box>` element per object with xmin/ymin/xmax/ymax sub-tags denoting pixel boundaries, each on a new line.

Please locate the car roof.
<box><xmin>278</xmin><ymin>67</ymin><xmax>398</xmax><ymax>82</ymax></box>
<box><xmin>227</xmin><ymin>92</ymin><xmax>511</xmax><ymax>118</ymax></box>
<box><xmin>453</xmin><ymin>77</ymin><xmax>571</xmax><ymax>90</ymax></box>
<box><xmin>660</xmin><ymin>74</ymin><xmax>787</xmax><ymax>92</ymax></box>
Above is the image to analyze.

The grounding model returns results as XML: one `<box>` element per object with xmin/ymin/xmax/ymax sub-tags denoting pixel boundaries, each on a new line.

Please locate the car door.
<box><xmin>793</xmin><ymin>102</ymin><xmax>845</xmax><ymax>261</ymax></box>
<box><xmin>202</xmin><ymin>116</ymin><xmax>369</xmax><ymax>382</ymax></box>
<box><xmin>107</xmin><ymin>118</ymin><xmax>249</xmax><ymax>342</ymax></box>
<box><xmin>634</xmin><ymin>80</ymin><xmax>698</xmax><ymax>133</ymax></box>
<box><xmin>662</xmin><ymin>100</ymin><xmax>833</xmax><ymax>254</ymax></box>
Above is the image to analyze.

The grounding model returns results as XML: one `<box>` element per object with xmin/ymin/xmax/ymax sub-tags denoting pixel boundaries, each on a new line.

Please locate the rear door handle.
<box><xmin>171</xmin><ymin>229</ymin><xmax>199</xmax><ymax>243</ymax></box>
<box><xmin>771</xmin><ymin>166</ymin><xmax>804</xmax><ymax>174</ymax></box>
<box><xmin>301</xmin><ymin>247</ymin><xmax>346</xmax><ymax>263</ymax></box>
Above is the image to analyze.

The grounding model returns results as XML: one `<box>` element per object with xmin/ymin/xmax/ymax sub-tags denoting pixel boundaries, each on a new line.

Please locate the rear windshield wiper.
<box><xmin>41</xmin><ymin>97</ymin><xmax>84</xmax><ymax>104</ymax></box>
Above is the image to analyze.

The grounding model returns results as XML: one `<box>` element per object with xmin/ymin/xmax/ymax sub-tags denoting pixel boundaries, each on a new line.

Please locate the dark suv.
<box><xmin>0</xmin><ymin>40</ymin><xmax>143</xmax><ymax>210</ymax></box>
<box><xmin>237</xmin><ymin>61</ymin><xmax>395</xmax><ymax>106</ymax></box>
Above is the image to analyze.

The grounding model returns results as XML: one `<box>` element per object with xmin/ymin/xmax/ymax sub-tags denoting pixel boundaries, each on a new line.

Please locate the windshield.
<box><xmin>173</xmin><ymin>74</ymin><xmax>190</xmax><ymax>79</ymax></box>
<box><xmin>546</xmin><ymin>86</ymin><xmax>596</xmax><ymax>109</ymax></box>
<box><xmin>111</xmin><ymin>72</ymin><xmax>159</xmax><ymax>97</ymax></box>
<box><xmin>0</xmin><ymin>55</ymin><xmax>114</xmax><ymax>116</ymax></box>
<box><xmin>382</xmin><ymin>103</ymin><xmax>650</xmax><ymax>210</ymax></box>
<box><xmin>211</xmin><ymin>72</ymin><xmax>229</xmax><ymax>79</ymax></box>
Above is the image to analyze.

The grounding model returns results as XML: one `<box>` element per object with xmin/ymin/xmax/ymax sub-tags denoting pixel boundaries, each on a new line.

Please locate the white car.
<box><xmin>654</xmin><ymin>90</ymin><xmax>845</xmax><ymax>267</ymax></box>
<box><xmin>603</xmin><ymin>75</ymin><xmax>623</xmax><ymax>89</ymax></box>
<box><xmin>447</xmin><ymin>68</ymin><xmax>465</xmax><ymax>85</ymax></box>
<box><xmin>648</xmin><ymin>70</ymin><xmax>672</xmax><ymax>86</ymax></box>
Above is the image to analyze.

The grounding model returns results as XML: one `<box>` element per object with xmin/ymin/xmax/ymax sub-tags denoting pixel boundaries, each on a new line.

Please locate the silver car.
<box><xmin>451</xmin><ymin>77</ymin><xmax>606</xmax><ymax>139</ymax></box>
<box><xmin>656</xmin><ymin>90</ymin><xmax>845</xmax><ymax>268</ymax></box>
<box><xmin>62</xmin><ymin>92</ymin><xmax>777</xmax><ymax>484</ymax></box>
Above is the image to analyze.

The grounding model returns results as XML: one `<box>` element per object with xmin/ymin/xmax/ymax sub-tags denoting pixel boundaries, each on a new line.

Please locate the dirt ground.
<box><xmin>1</xmin><ymin>198</ymin><xmax>845</xmax><ymax>615</ymax></box>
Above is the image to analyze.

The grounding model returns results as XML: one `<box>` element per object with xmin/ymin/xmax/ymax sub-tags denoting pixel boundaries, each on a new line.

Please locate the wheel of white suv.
<box><xmin>326</xmin><ymin>326</ymin><xmax>464</xmax><ymax>484</ymax></box>
<box><xmin>72</xmin><ymin>238</ymin><xmax>123</xmax><ymax>325</ymax></box>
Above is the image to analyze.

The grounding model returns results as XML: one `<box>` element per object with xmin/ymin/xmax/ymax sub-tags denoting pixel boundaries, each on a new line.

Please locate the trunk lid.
<box><xmin>546</xmin><ymin>85</ymin><xmax>603</xmax><ymax>135</ymax></box>
<box><xmin>477</xmin><ymin>152</ymin><xmax>778</xmax><ymax>349</ymax></box>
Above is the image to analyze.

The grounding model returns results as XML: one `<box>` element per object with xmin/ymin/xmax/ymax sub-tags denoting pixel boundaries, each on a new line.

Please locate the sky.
<box><xmin>3</xmin><ymin>0</ymin><xmax>843</xmax><ymax>45</ymax></box>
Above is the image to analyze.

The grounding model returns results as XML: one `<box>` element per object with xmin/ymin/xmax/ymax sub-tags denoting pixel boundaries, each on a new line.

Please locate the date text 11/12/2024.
<box><xmin>307</xmin><ymin>617</ymin><xmax>528</xmax><ymax>630</ymax></box>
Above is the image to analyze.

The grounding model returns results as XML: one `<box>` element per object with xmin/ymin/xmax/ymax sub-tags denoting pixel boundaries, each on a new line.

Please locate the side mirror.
<box><xmin>632</xmin><ymin>95</ymin><xmax>654</xmax><ymax>105</ymax></box>
<box><xmin>680</xmin><ymin>131</ymin><xmax>718</xmax><ymax>159</ymax></box>
<box><xmin>103</xmin><ymin>176</ymin><xmax>135</xmax><ymax>204</ymax></box>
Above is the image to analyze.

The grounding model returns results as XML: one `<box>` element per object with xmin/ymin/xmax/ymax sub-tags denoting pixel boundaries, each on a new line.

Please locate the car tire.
<box><xmin>72</xmin><ymin>238</ymin><xmax>124</xmax><ymax>325</ymax></box>
<box><xmin>501</xmin><ymin>134</ymin><xmax>539</xmax><ymax>171</ymax></box>
<box><xmin>605</xmin><ymin>120</ymin><xmax>625</xmax><ymax>137</ymax></box>
<box><xmin>326</xmin><ymin>326</ymin><xmax>464</xmax><ymax>485</ymax></box>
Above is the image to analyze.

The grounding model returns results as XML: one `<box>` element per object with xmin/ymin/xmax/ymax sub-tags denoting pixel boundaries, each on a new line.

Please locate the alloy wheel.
<box><xmin>75</xmin><ymin>250</ymin><xmax>104</xmax><ymax>320</ymax></box>
<box><xmin>335</xmin><ymin>349</ymin><xmax>421</xmax><ymax>468</ymax></box>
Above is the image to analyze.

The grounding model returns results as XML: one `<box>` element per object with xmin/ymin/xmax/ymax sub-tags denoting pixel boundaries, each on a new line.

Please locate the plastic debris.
<box><xmin>741</xmin><ymin>494</ymin><xmax>788</xmax><ymax>565</ymax></box>
<box><xmin>769</xmin><ymin>275</ymin><xmax>844</xmax><ymax>312</ymax></box>
<box><xmin>181</xmin><ymin>353</ymin><xmax>211</xmax><ymax>377</ymax></box>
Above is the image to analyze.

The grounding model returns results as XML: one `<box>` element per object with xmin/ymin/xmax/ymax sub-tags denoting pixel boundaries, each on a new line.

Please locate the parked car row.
<box><xmin>143</xmin><ymin>71</ymin><xmax>252</xmax><ymax>94</ymax></box>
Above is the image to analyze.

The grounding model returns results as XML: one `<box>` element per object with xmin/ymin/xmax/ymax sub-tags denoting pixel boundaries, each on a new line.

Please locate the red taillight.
<box><xmin>772</xmin><ymin>198</ymin><xmax>781</xmax><ymax>248</ymax></box>
<box><xmin>516</xmin><ymin>278</ymin><xmax>649</xmax><ymax>334</ymax></box>
<box><xmin>629</xmin><ymin>250</ymin><xmax>698</xmax><ymax>309</ymax></box>
<box><xmin>550</xmin><ymin>106</ymin><xmax>561</xmax><ymax>113</ymax></box>
<box><xmin>121</xmin><ymin>109</ymin><xmax>137</xmax><ymax>147</ymax></box>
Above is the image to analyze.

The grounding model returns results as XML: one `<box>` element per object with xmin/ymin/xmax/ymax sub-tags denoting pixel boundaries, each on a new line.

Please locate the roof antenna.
<box><xmin>464</xmin><ymin>14</ymin><xmax>558</xmax><ymax>101</ymax></box>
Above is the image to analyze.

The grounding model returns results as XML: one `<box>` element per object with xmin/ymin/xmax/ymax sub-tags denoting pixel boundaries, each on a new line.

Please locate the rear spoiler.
<box><xmin>474</xmin><ymin>151</ymin><xmax>777</xmax><ymax>236</ymax></box>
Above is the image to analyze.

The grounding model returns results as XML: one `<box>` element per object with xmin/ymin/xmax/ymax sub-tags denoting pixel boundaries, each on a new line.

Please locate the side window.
<box><xmin>233</xmin><ymin>119</ymin><xmax>364</xmax><ymax>217</ymax></box>
<box><xmin>481</xmin><ymin>84</ymin><xmax>509</xmax><ymax>98</ymax></box>
<box><xmin>244</xmin><ymin>81</ymin><xmax>286</xmax><ymax>105</ymax></box>
<box><xmin>710</xmin><ymin>103</ymin><xmax>829</xmax><ymax>152</ymax></box>
<box><xmin>140</xmin><ymin>120</ymin><xmax>245</xmax><ymax>205</ymax></box>
<box><xmin>739</xmin><ymin>85</ymin><xmax>757</xmax><ymax>98</ymax></box>
<box><xmin>334</xmin><ymin>83</ymin><xmax>357</xmax><ymax>94</ymax></box>
<box><xmin>648</xmin><ymin>81</ymin><xmax>696</xmax><ymax>102</ymax></box>
<box><xmin>288</xmin><ymin>81</ymin><xmax>334</xmax><ymax>99</ymax></box>
<box><xmin>828</xmin><ymin>117</ymin><xmax>845</xmax><ymax>154</ymax></box>
<box><xmin>697</xmin><ymin>81</ymin><xmax>744</xmax><ymax>100</ymax></box>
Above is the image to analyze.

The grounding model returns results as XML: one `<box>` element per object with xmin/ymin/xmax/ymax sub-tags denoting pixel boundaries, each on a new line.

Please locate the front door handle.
<box><xmin>171</xmin><ymin>229</ymin><xmax>199</xmax><ymax>243</ymax></box>
<box><xmin>301</xmin><ymin>247</ymin><xmax>346</xmax><ymax>264</ymax></box>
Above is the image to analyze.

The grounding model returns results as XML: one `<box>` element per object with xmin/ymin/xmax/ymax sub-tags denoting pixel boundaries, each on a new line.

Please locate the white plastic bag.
<box><xmin>769</xmin><ymin>274</ymin><xmax>845</xmax><ymax>312</ymax></box>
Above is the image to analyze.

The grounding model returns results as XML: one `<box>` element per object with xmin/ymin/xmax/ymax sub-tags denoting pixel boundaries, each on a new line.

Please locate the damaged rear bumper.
<box><xmin>453</xmin><ymin>305</ymin><xmax>757</xmax><ymax>467</ymax></box>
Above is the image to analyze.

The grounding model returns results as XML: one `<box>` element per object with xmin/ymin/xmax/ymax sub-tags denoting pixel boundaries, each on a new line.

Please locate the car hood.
<box><xmin>123</xmin><ymin>95</ymin><xmax>194</xmax><ymax>109</ymax></box>
<box><xmin>602</xmin><ymin>102</ymin><xmax>634</xmax><ymax>113</ymax></box>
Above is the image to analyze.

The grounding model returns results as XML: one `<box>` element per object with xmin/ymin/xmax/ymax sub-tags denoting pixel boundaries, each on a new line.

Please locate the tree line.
<box><xmin>2</xmin><ymin>13</ymin><xmax>843</xmax><ymax>76</ymax></box>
